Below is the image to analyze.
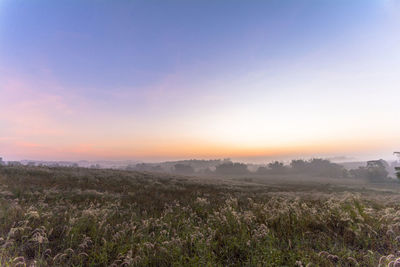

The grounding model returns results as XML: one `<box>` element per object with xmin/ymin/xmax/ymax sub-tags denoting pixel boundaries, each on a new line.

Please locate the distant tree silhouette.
<box><xmin>350</xmin><ymin>159</ymin><xmax>388</xmax><ymax>182</ymax></box>
<box><xmin>215</xmin><ymin>162</ymin><xmax>249</xmax><ymax>175</ymax></box>
<box><xmin>290</xmin><ymin>158</ymin><xmax>347</xmax><ymax>178</ymax></box>
<box><xmin>290</xmin><ymin>160</ymin><xmax>307</xmax><ymax>172</ymax></box>
<box><xmin>309</xmin><ymin>158</ymin><xmax>347</xmax><ymax>178</ymax></box>
<box><xmin>366</xmin><ymin>160</ymin><xmax>388</xmax><ymax>182</ymax></box>
<box><xmin>394</xmin><ymin>152</ymin><xmax>400</xmax><ymax>179</ymax></box>
<box><xmin>268</xmin><ymin>161</ymin><xmax>287</xmax><ymax>174</ymax></box>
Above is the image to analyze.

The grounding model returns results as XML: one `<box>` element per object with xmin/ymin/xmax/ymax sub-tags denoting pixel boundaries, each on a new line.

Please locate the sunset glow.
<box><xmin>1</xmin><ymin>0</ymin><xmax>399</xmax><ymax>161</ymax></box>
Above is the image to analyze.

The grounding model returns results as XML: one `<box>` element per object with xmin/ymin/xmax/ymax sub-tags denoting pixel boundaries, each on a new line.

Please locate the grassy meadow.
<box><xmin>1</xmin><ymin>165</ymin><xmax>400</xmax><ymax>266</ymax></box>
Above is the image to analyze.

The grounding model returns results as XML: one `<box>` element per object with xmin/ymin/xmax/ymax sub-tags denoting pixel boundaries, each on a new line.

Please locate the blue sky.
<box><xmin>0</xmin><ymin>0</ymin><xmax>399</xmax><ymax>161</ymax></box>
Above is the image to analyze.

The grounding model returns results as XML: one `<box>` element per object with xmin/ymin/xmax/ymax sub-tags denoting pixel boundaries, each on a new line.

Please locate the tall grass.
<box><xmin>1</xmin><ymin>166</ymin><xmax>400</xmax><ymax>266</ymax></box>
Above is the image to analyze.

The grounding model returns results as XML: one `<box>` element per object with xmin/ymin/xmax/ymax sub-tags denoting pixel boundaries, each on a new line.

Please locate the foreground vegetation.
<box><xmin>1</xmin><ymin>166</ymin><xmax>400</xmax><ymax>266</ymax></box>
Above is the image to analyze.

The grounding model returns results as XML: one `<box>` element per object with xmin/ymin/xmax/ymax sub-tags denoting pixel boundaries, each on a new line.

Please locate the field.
<box><xmin>1</xmin><ymin>166</ymin><xmax>400</xmax><ymax>266</ymax></box>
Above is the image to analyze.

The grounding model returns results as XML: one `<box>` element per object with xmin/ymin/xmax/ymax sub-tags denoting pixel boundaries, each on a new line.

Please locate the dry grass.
<box><xmin>1</xmin><ymin>165</ymin><xmax>400</xmax><ymax>266</ymax></box>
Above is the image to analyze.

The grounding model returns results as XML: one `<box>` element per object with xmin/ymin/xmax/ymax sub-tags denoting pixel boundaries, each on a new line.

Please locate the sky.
<box><xmin>0</xmin><ymin>0</ymin><xmax>399</xmax><ymax>162</ymax></box>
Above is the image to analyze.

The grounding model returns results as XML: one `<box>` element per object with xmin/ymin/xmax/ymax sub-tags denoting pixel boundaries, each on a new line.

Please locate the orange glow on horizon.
<box><xmin>1</xmin><ymin>134</ymin><xmax>396</xmax><ymax>161</ymax></box>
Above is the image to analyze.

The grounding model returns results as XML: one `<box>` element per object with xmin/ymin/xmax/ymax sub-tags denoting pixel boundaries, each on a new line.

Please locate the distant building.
<box><xmin>0</xmin><ymin>157</ymin><xmax>4</xmax><ymax>166</ymax></box>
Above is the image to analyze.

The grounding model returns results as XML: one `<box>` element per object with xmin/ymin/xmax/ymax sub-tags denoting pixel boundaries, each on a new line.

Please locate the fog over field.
<box><xmin>1</xmin><ymin>156</ymin><xmax>400</xmax><ymax>266</ymax></box>
<box><xmin>1</xmin><ymin>0</ymin><xmax>400</xmax><ymax>266</ymax></box>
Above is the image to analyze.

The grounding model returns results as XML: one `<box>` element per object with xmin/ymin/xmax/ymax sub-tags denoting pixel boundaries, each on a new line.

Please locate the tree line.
<box><xmin>128</xmin><ymin>158</ymin><xmax>394</xmax><ymax>182</ymax></box>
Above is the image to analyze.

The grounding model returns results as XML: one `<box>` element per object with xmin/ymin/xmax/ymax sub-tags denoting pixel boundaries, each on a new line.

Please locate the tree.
<box><xmin>350</xmin><ymin>159</ymin><xmax>389</xmax><ymax>182</ymax></box>
<box><xmin>290</xmin><ymin>158</ymin><xmax>347</xmax><ymax>178</ymax></box>
<box><xmin>290</xmin><ymin>159</ymin><xmax>307</xmax><ymax>171</ymax></box>
<box><xmin>308</xmin><ymin>158</ymin><xmax>347</xmax><ymax>178</ymax></box>
<box><xmin>215</xmin><ymin>162</ymin><xmax>249</xmax><ymax>175</ymax></box>
<box><xmin>174</xmin><ymin>164</ymin><xmax>194</xmax><ymax>174</ymax></box>
<box><xmin>268</xmin><ymin>161</ymin><xmax>287</xmax><ymax>174</ymax></box>
<box><xmin>366</xmin><ymin>160</ymin><xmax>388</xmax><ymax>182</ymax></box>
<box><xmin>394</xmin><ymin>152</ymin><xmax>400</xmax><ymax>179</ymax></box>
